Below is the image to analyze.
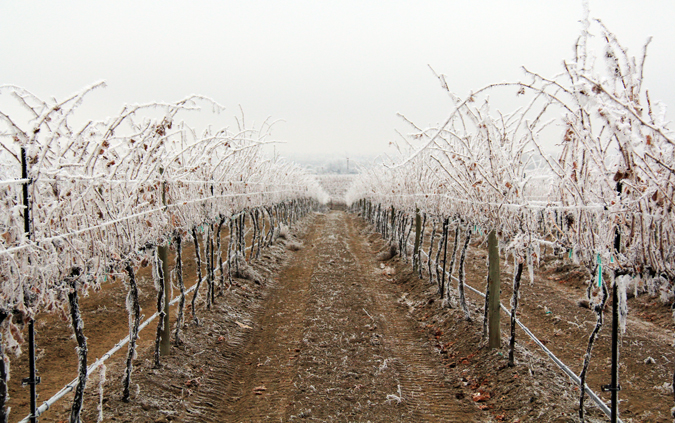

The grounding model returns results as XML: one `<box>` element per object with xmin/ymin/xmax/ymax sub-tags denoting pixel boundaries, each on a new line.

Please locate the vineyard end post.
<box><xmin>487</xmin><ymin>229</ymin><xmax>501</xmax><ymax>349</ymax></box>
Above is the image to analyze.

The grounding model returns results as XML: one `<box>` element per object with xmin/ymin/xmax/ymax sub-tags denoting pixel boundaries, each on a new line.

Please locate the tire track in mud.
<box><xmin>341</xmin><ymin>212</ymin><xmax>483</xmax><ymax>422</ymax></box>
<box><xmin>185</xmin><ymin>215</ymin><xmax>322</xmax><ymax>422</ymax></box>
<box><xmin>188</xmin><ymin>211</ymin><xmax>485</xmax><ymax>422</ymax></box>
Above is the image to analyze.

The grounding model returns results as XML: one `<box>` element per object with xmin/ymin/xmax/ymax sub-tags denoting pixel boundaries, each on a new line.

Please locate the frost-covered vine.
<box><xmin>0</xmin><ymin>83</ymin><xmax>328</xmax><ymax>419</ymax></box>
<box><xmin>347</xmin><ymin>6</ymin><xmax>673</xmax><ymax>418</ymax></box>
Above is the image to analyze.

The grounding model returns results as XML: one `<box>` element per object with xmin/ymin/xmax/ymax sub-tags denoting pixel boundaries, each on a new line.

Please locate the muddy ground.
<box><xmin>6</xmin><ymin>210</ymin><xmax>675</xmax><ymax>422</ymax></box>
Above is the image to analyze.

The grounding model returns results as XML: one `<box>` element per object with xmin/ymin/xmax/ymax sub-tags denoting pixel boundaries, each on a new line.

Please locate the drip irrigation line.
<box><xmin>0</xmin><ymin>178</ymin><xmax>30</xmax><ymax>186</ymax></box>
<box><xmin>410</xmin><ymin>238</ymin><xmax>618</xmax><ymax>421</ymax></box>
<box><xmin>16</xmin><ymin>204</ymin><xmax>298</xmax><ymax>422</ymax></box>
<box><xmin>18</xmin><ymin>275</ymin><xmax>202</xmax><ymax>423</ymax></box>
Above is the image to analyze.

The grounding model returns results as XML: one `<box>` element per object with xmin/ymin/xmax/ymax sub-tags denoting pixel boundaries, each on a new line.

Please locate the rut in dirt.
<box><xmin>186</xmin><ymin>211</ymin><xmax>485</xmax><ymax>422</ymax></box>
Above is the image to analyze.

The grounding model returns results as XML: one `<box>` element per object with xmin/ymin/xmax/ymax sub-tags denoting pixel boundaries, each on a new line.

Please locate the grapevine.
<box><xmin>347</xmin><ymin>7</ymin><xmax>674</xmax><ymax>420</ymax></box>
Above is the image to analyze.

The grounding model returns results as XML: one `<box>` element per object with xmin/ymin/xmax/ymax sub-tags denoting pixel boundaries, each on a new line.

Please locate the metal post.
<box><xmin>158</xmin><ymin>169</ymin><xmax>170</xmax><ymax>356</ymax></box>
<box><xmin>602</xmin><ymin>180</ymin><xmax>622</xmax><ymax>422</ymax></box>
<box><xmin>27</xmin><ymin>322</ymin><xmax>37</xmax><ymax>423</ymax></box>
<box><xmin>21</xmin><ymin>147</ymin><xmax>39</xmax><ymax>422</ymax></box>
<box><xmin>610</xmin><ymin>181</ymin><xmax>622</xmax><ymax>422</ymax></box>
<box><xmin>487</xmin><ymin>229</ymin><xmax>501</xmax><ymax>349</ymax></box>
<box><xmin>610</xmin><ymin>277</ymin><xmax>619</xmax><ymax>423</ymax></box>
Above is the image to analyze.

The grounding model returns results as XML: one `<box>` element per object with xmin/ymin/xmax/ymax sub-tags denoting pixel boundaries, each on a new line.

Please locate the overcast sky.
<box><xmin>1</xmin><ymin>1</ymin><xmax>673</xmax><ymax>159</ymax></box>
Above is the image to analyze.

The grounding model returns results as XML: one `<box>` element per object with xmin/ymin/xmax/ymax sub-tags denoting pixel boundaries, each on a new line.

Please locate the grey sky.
<box><xmin>2</xmin><ymin>1</ymin><xmax>673</xmax><ymax>159</ymax></box>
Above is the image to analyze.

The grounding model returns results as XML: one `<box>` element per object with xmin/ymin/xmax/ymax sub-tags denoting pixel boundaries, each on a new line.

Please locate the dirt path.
<box><xmin>187</xmin><ymin>211</ymin><xmax>484</xmax><ymax>422</ymax></box>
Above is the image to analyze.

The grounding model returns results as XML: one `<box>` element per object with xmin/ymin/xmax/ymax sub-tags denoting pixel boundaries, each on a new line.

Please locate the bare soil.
<box><xmin>417</xmin><ymin>221</ymin><xmax>675</xmax><ymax>422</ymax></box>
<box><xmin>5</xmin><ymin>210</ymin><xmax>675</xmax><ymax>422</ymax></box>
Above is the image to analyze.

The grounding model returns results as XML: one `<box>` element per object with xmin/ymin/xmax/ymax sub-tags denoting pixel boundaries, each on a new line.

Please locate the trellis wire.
<box><xmin>357</xmin><ymin>202</ymin><xmax>618</xmax><ymax>421</ymax></box>
<box><xmin>0</xmin><ymin>189</ymin><xmax>300</xmax><ymax>257</ymax></box>
<box><xmin>18</xmin><ymin>278</ymin><xmax>200</xmax><ymax>423</ymax></box>
<box><xmin>414</xmin><ymin>233</ymin><xmax>617</xmax><ymax>421</ymax></box>
<box><xmin>0</xmin><ymin>179</ymin><xmax>31</xmax><ymax>187</ymax></box>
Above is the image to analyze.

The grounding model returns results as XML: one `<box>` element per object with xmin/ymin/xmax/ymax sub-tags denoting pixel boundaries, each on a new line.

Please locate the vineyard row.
<box><xmin>345</xmin><ymin>10</ymin><xmax>673</xmax><ymax>422</ymax></box>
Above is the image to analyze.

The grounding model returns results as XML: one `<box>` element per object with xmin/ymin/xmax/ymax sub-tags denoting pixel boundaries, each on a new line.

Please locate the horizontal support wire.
<box><xmin>0</xmin><ymin>189</ymin><xmax>300</xmax><ymax>256</ymax></box>
<box><xmin>17</xmin><ymin>223</ymin><xmax>263</xmax><ymax>423</ymax></box>
<box><xmin>19</xmin><ymin>203</ymin><xmax>296</xmax><ymax>421</ymax></box>
<box><xmin>0</xmin><ymin>178</ymin><xmax>30</xmax><ymax>186</ymax></box>
<box><xmin>372</xmin><ymin>192</ymin><xmax>612</xmax><ymax>212</ymax></box>
<box><xmin>28</xmin><ymin>176</ymin><xmax>309</xmax><ymax>187</ymax></box>
<box><xmin>405</xmin><ymin>230</ymin><xmax>618</xmax><ymax>421</ymax></box>
<box><xmin>367</xmin><ymin>192</ymin><xmax>667</xmax><ymax>222</ymax></box>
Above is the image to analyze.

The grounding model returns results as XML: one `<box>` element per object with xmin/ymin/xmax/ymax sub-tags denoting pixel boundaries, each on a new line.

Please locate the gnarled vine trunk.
<box><xmin>67</xmin><ymin>268</ymin><xmax>86</xmax><ymax>423</ymax></box>
<box><xmin>173</xmin><ymin>234</ymin><xmax>185</xmax><ymax>345</ymax></box>
<box><xmin>123</xmin><ymin>263</ymin><xmax>141</xmax><ymax>402</ymax></box>
<box><xmin>191</xmin><ymin>227</ymin><xmax>203</xmax><ymax>323</ymax></box>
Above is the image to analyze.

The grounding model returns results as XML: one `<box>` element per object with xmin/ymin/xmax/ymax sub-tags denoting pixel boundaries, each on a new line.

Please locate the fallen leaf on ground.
<box><xmin>236</xmin><ymin>321</ymin><xmax>252</xmax><ymax>329</ymax></box>
<box><xmin>472</xmin><ymin>391</ymin><xmax>491</xmax><ymax>402</ymax></box>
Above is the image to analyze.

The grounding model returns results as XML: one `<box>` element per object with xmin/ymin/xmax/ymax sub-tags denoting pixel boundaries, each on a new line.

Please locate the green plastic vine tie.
<box><xmin>597</xmin><ymin>254</ymin><xmax>602</xmax><ymax>287</ymax></box>
<box><xmin>568</xmin><ymin>248</ymin><xmax>573</xmax><ymax>259</ymax></box>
